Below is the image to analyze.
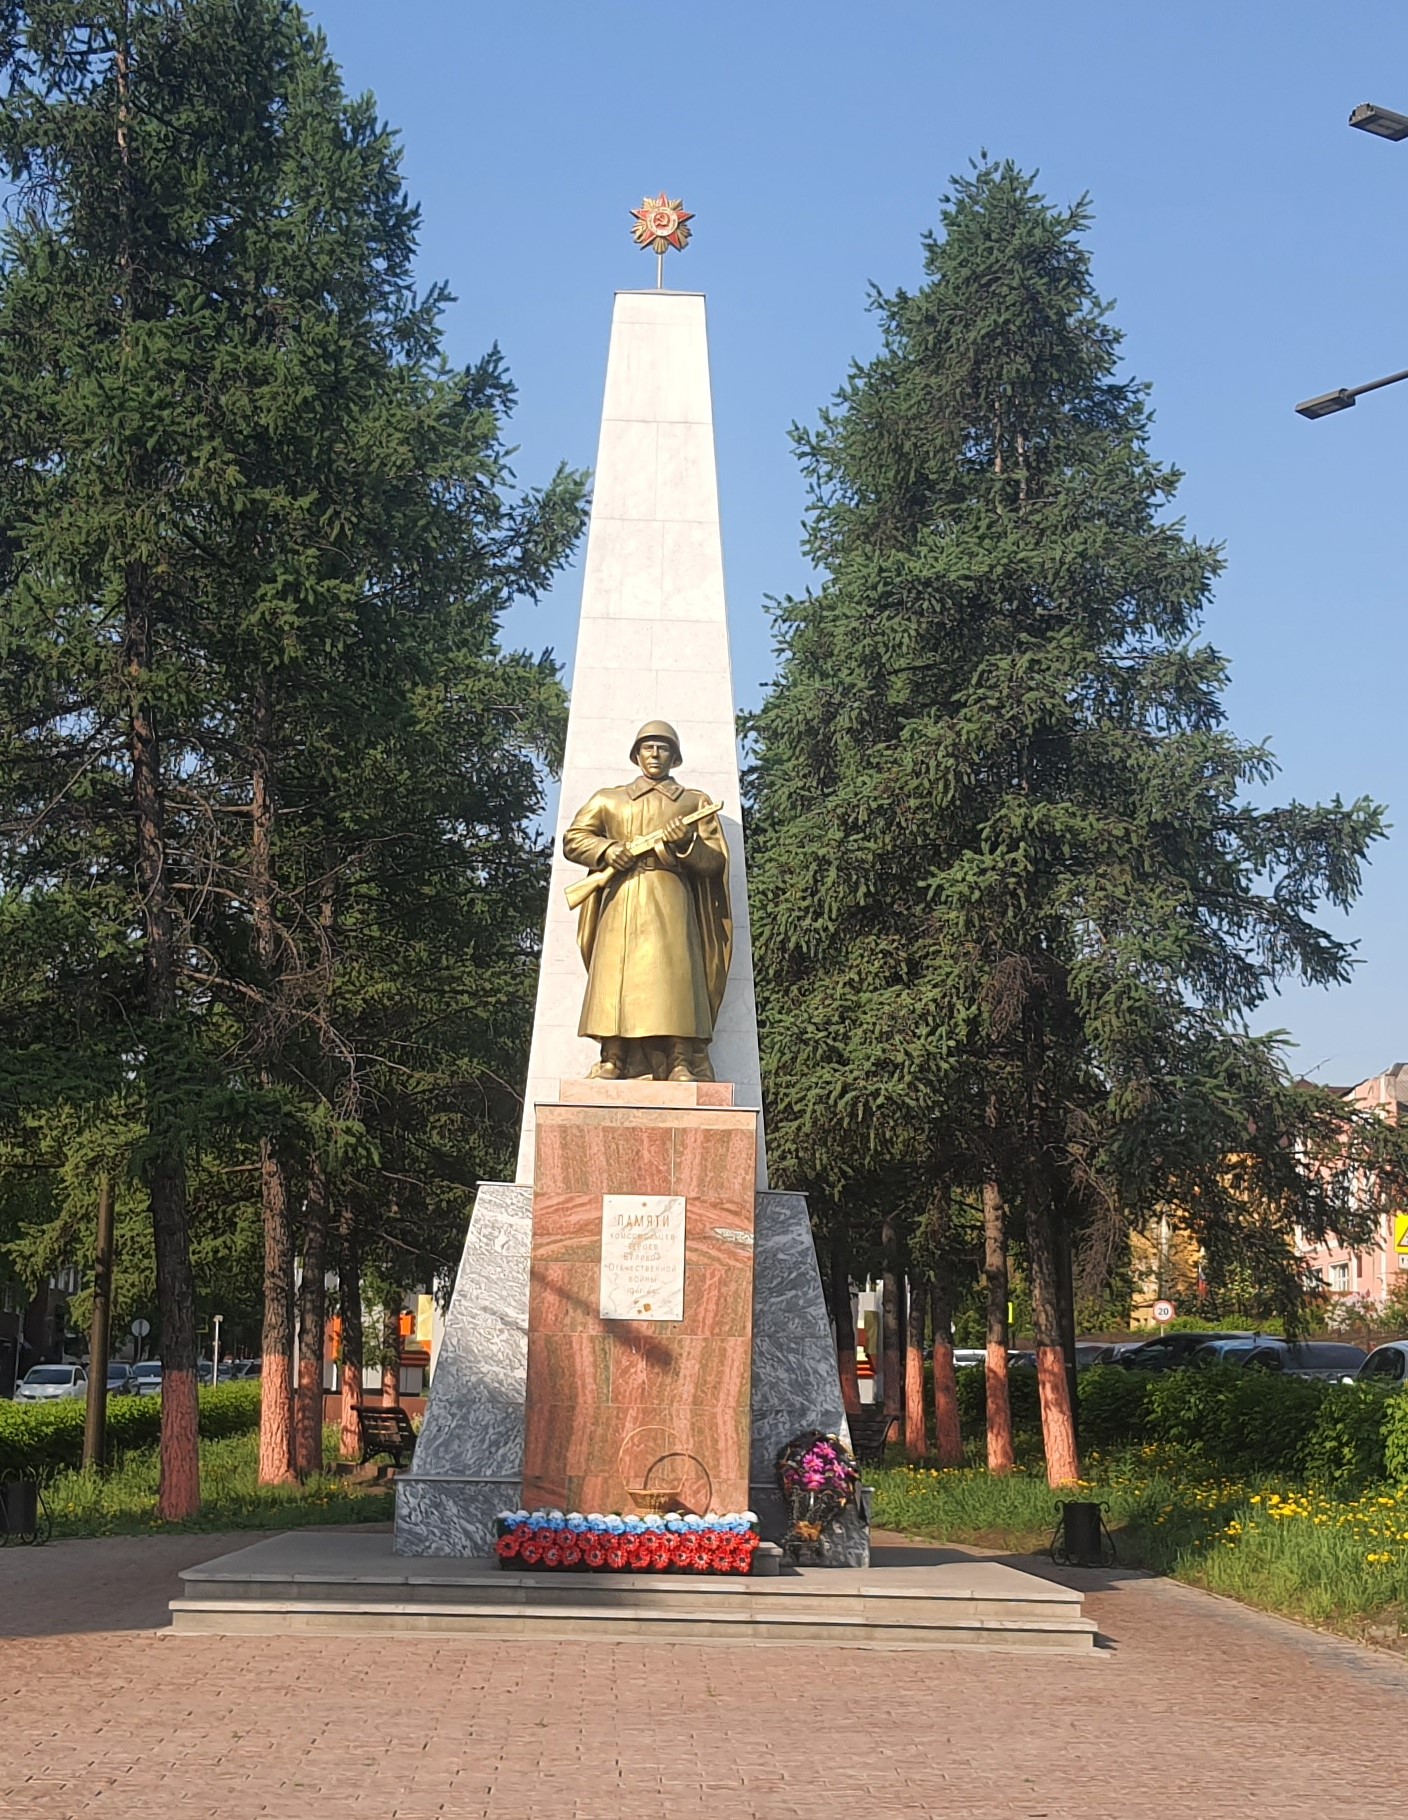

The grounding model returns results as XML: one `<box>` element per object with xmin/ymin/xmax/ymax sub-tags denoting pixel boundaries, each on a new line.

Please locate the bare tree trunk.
<box><xmin>1026</xmin><ymin>1167</ymin><xmax>1080</xmax><ymax>1487</ymax></box>
<box><xmin>829</xmin><ymin>1226</ymin><xmax>862</xmax><ymax>1419</ymax></box>
<box><xmin>294</xmin><ymin>1157</ymin><xmax>329</xmax><ymax>1477</ymax></box>
<box><xmin>337</xmin><ymin>1207</ymin><xmax>363</xmax><ymax>1461</ymax></box>
<box><xmin>128</xmin><ymin>578</ymin><xmax>199</xmax><ymax>1519</ymax></box>
<box><xmin>881</xmin><ymin>1217</ymin><xmax>903</xmax><ymax>1421</ymax></box>
<box><xmin>258</xmin><ymin>1142</ymin><xmax>296</xmax><ymax>1483</ymax></box>
<box><xmin>381</xmin><ymin>1301</ymin><xmax>401</xmax><ymax>1409</ymax></box>
<box><xmin>930</xmin><ymin>1271</ymin><xmax>964</xmax><ymax>1467</ymax></box>
<box><xmin>983</xmin><ymin>1176</ymin><xmax>1016</xmax><ymax>1474</ymax></box>
<box><xmin>1055</xmin><ymin>1190</ymin><xmax>1080</xmax><ymax>1458</ymax></box>
<box><xmin>82</xmin><ymin>1176</ymin><xmax>116</xmax><ymax>1472</ymax></box>
<box><xmin>249</xmin><ymin>684</ymin><xmax>296</xmax><ymax>1484</ymax></box>
<box><xmin>904</xmin><ymin>1276</ymin><xmax>928</xmax><ymax>1458</ymax></box>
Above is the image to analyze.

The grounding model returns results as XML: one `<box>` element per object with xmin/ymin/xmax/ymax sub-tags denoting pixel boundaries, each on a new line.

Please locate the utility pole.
<box><xmin>82</xmin><ymin>1175</ymin><xmax>116</xmax><ymax>1470</ymax></box>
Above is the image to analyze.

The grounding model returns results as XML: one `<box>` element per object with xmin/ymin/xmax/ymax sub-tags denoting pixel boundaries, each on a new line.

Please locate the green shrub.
<box><xmin>1078</xmin><ymin>1366</ymin><xmax>1151</xmax><ymax>1447</ymax></box>
<box><xmin>1302</xmin><ymin>1383</ymin><xmax>1391</xmax><ymax>1488</ymax></box>
<box><xmin>0</xmin><ymin>1382</ymin><xmax>261</xmax><ymax>1478</ymax></box>
<box><xmin>1141</xmin><ymin>1366</ymin><xmax>1324</xmax><ymax>1474</ymax></box>
<box><xmin>1383</xmin><ymin>1393</ymin><xmax>1408</xmax><ymax>1484</ymax></box>
<box><xmin>943</xmin><ymin>1358</ymin><xmax>1406</xmax><ymax>1485</ymax></box>
<box><xmin>953</xmin><ymin>1362</ymin><xmax>1042</xmax><ymax>1435</ymax></box>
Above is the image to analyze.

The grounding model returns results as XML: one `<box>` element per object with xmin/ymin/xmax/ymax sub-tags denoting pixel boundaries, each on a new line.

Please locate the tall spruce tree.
<box><xmin>0</xmin><ymin>1</ymin><xmax>583</xmax><ymax>1507</ymax></box>
<box><xmin>746</xmin><ymin>161</ymin><xmax>1408</xmax><ymax>1484</ymax></box>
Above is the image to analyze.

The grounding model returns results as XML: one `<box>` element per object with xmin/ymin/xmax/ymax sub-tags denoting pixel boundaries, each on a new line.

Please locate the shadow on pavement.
<box><xmin>1</xmin><ymin>1532</ymin><xmax>281</xmax><ymax>1639</ymax></box>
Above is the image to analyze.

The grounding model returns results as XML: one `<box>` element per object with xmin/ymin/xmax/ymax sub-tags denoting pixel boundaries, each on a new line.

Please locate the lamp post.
<box><xmin>1294</xmin><ymin>104</ymin><xmax>1408</xmax><ymax>418</ymax></box>
<box><xmin>1349</xmin><ymin>102</ymin><xmax>1408</xmax><ymax>141</ymax></box>
<box><xmin>1296</xmin><ymin>368</ymin><xmax>1408</xmax><ymax>420</ymax></box>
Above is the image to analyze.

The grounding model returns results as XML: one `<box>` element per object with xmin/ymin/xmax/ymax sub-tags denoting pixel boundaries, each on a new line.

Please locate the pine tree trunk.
<box><xmin>250</xmin><ymin>685</ymin><xmax>296</xmax><ymax>1484</ymax></box>
<box><xmin>126</xmin><ymin>586</ymin><xmax>200</xmax><ymax>1520</ymax></box>
<box><xmin>904</xmin><ymin>1275</ymin><xmax>928</xmax><ymax>1458</ymax></box>
<box><xmin>930</xmin><ymin>1272</ymin><xmax>965</xmax><ymax>1467</ymax></box>
<box><xmin>829</xmin><ymin>1227</ymin><xmax>862</xmax><ymax>1419</ymax></box>
<box><xmin>294</xmin><ymin>1157</ymin><xmax>329</xmax><ymax>1478</ymax></box>
<box><xmin>881</xmin><ymin>1217</ymin><xmax>903</xmax><ymax>1420</ymax></box>
<box><xmin>1026</xmin><ymin>1168</ymin><xmax>1080</xmax><ymax>1487</ymax></box>
<box><xmin>258</xmin><ymin>1141</ymin><xmax>296</xmax><ymax>1484</ymax></box>
<box><xmin>1055</xmin><ymin>1193</ymin><xmax>1080</xmax><ymax>1456</ymax></box>
<box><xmin>381</xmin><ymin>1302</ymin><xmax>401</xmax><ymax>1409</ymax></box>
<box><xmin>337</xmin><ymin>1208</ymin><xmax>363</xmax><ymax>1462</ymax></box>
<box><xmin>983</xmin><ymin>1176</ymin><xmax>1016</xmax><ymax>1474</ymax></box>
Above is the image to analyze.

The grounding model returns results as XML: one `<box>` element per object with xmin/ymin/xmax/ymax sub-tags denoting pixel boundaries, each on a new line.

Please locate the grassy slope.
<box><xmin>869</xmin><ymin>1447</ymin><xmax>1408</xmax><ymax>1642</ymax></box>
<box><xmin>39</xmin><ymin>1426</ymin><xmax>394</xmax><ymax>1538</ymax></box>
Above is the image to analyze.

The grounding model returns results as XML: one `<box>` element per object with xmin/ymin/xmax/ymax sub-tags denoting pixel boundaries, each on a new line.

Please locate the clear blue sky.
<box><xmin>311</xmin><ymin>0</ymin><xmax>1408</xmax><ymax>1086</ymax></box>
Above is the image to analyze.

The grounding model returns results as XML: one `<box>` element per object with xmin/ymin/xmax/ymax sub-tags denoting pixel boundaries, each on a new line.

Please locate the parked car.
<box><xmin>228</xmin><ymin>1358</ymin><xmax>261</xmax><ymax>1379</ymax></box>
<box><xmin>14</xmin><ymin>1363</ymin><xmax>88</xmax><ymax>1403</ymax></box>
<box><xmin>105</xmin><ymin>1362</ymin><xmax>136</xmax><ymax>1396</ymax></box>
<box><xmin>1190</xmin><ymin>1338</ymin><xmax>1367</xmax><ymax>1381</ymax></box>
<box><xmin>1356</xmin><ymin>1341</ymin><xmax>1408</xmax><ymax>1386</ymax></box>
<box><xmin>131</xmin><ymin>1361</ymin><xmax>163</xmax><ymax>1396</ymax></box>
<box><xmin>951</xmin><ymin>1348</ymin><xmax>988</xmax><ymax>1369</ymax></box>
<box><xmin>1118</xmin><ymin>1332</ymin><xmax>1253</xmax><ymax>1371</ymax></box>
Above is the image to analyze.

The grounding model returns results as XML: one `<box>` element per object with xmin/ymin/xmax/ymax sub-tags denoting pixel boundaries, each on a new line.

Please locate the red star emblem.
<box><xmin>630</xmin><ymin>192</ymin><xmax>694</xmax><ymax>256</ymax></box>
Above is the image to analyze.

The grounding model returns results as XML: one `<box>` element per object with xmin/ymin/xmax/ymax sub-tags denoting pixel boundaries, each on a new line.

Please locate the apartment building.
<box><xmin>1297</xmin><ymin>1063</ymin><xmax>1408</xmax><ymax>1309</ymax></box>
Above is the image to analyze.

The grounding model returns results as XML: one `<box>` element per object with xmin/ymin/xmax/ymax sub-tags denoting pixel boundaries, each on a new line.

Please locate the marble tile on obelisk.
<box><xmin>516</xmin><ymin>290</ymin><xmax>764</xmax><ymax>1184</ymax></box>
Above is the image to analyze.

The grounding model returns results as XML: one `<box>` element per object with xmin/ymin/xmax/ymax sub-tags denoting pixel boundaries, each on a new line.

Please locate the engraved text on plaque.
<box><xmin>599</xmin><ymin>1193</ymin><xmax>686</xmax><ymax>1320</ymax></box>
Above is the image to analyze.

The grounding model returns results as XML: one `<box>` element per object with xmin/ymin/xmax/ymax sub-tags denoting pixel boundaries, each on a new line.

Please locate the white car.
<box><xmin>1356</xmin><ymin>1342</ymin><xmax>1408</xmax><ymax>1386</ymax></box>
<box><xmin>14</xmin><ymin>1363</ymin><xmax>88</xmax><ymax>1403</ymax></box>
<box><xmin>131</xmin><ymin>1361</ymin><xmax>163</xmax><ymax>1396</ymax></box>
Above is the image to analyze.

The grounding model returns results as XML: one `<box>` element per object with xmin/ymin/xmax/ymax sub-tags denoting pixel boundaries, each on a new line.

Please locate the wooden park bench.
<box><xmin>846</xmin><ymin>1408</ymin><xmax>899</xmax><ymax>1465</ymax></box>
<box><xmin>355</xmin><ymin>1404</ymin><xmax>417</xmax><ymax>1470</ymax></box>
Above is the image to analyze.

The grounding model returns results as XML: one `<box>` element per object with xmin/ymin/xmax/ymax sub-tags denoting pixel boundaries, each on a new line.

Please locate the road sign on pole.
<box><xmin>1152</xmin><ymin>1299</ymin><xmax>1175</xmax><ymax>1327</ymax></box>
<box><xmin>1394</xmin><ymin>1212</ymin><xmax>1408</xmax><ymax>1255</ymax></box>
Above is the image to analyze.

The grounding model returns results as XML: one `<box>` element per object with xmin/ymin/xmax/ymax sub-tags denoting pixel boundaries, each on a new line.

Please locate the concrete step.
<box><xmin>169</xmin><ymin>1529</ymin><xmax>1095</xmax><ymax>1651</ymax></box>
<box><xmin>176</xmin><ymin>1572</ymin><xmax>1079</xmax><ymax>1626</ymax></box>
<box><xmin>170</xmin><ymin>1594</ymin><xmax>1096</xmax><ymax>1649</ymax></box>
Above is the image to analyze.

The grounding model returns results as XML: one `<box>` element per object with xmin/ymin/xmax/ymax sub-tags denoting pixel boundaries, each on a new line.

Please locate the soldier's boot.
<box><xmin>589</xmin><ymin>1038</ymin><xmax>628</xmax><ymax>1081</ymax></box>
<box><xmin>667</xmin><ymin>1039</ymin><xmax>696</xmax><ymax>1083</ymax></box>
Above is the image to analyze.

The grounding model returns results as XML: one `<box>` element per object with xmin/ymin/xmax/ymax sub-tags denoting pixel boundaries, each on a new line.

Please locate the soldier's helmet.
<box><xmin>630</xmin><ymin>720</ymin><xmax>683</xmax><ymax>766</ymax></box>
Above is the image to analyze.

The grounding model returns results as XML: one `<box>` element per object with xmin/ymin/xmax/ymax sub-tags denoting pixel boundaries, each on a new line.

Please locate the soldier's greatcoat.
<box><xmin>562</xmin><ymin>775</ymin><xmax>731</xmax><ymax>1041</ymax></box>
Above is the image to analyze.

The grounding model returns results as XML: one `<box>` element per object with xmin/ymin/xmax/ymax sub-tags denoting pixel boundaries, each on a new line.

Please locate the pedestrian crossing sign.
<box><xmin>1395</xmin><ymin>1212</ymin><xmax>1408</xmax><ymax>1255</ymax></box>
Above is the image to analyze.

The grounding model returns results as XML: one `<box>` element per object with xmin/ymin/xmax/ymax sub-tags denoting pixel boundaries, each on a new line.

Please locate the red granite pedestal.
<box><xmin>521</xmin><ymin>1083</ymin><xmax>759</xmax><ymax>1517</ymax></box>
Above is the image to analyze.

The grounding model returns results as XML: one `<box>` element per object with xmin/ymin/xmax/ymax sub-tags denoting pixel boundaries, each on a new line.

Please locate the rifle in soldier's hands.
<box><xmin>564</xmin><ymin>799</ymin><xmax>724</xmax><ymax>912</ymax></box>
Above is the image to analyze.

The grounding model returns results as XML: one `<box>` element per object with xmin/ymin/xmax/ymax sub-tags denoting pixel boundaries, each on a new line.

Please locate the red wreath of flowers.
<box><xmin>495</xmin><ymin>1518</ymin><xmax>762</xmax><ymax>1575</ymax></box>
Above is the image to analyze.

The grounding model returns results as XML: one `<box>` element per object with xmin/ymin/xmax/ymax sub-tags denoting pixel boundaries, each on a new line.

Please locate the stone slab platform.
<box><xmin>171</xmin><ymin>1529</ymin><xmax>1095</xmax><ymax>1650</ymax></box>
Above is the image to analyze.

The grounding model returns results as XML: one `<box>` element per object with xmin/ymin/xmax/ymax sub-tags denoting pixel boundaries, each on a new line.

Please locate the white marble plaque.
<box><xmin>600</xmin><ymin>1194</ymin><xmax>686</xmax><ymax>1321</ymax></box>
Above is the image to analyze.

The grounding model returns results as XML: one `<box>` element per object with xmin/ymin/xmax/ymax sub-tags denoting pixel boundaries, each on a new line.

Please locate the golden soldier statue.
<box><xmin>562</xmin><ymin>721</ymin><xmax>731</xmax><ymax>1081</ymax></box>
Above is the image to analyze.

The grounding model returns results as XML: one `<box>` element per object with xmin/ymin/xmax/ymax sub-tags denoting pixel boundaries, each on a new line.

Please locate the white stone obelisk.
<box><xmin>515</xmin><ymin>288</ymin><xmax>765</xmax><ymax>1184</ymax></box>
<box><xmin>395</xmin><ymin>282</ymin><xmax>848</xmax><ymax>1561</ymax></box>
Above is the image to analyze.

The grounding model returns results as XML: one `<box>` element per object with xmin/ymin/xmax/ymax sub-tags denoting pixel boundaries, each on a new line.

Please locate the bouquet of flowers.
<box><xmin>775</xmin><ymin>1430</ymin><xmax>859</xmax><ymax>1561</ymax></box>
<box><xmin>494</xmin><ymin>1508</ymin><xmax>760</xmax><ymax>1575</ymax></box>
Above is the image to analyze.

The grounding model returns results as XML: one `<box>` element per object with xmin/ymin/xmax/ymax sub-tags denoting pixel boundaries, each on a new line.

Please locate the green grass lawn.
<box><xmin>869</xmin><ymin>1444</ymin><xmax>1408</xmax><ymax>1641</ymax></box>
<box><xmin>39</xmin><ymin>1425</ymin><xmax>394</xmax><ymax>1538</ymax></box>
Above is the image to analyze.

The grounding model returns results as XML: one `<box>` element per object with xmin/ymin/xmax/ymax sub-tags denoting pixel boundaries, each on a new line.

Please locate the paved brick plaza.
<box><xmin>4</xmin><ymin>1528</ymin><xmax>1408</xmax><ymax>1819</ymax></box>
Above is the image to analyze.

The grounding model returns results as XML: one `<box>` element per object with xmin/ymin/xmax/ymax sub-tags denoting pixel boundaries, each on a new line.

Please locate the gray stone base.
<box><xmin>393</xmin><ymin>1184</ymin><xmax>530</xmax><ymax>1557</ymax></box>
<box><xmin>395</xmin><ymin>1181</ymin><xmax>859</xmax><ymax>1563</ymax></box>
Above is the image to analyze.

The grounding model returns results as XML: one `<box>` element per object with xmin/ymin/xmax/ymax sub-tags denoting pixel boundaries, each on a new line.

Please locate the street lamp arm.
<box><xmin>1295</xmin><ymin>367</ymin><xmax>1408</xmax><ymax>420</ymax></box>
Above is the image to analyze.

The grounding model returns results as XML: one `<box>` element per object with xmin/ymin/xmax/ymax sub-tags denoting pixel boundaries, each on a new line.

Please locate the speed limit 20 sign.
<box><xmin>1152</xmin><ymin>1299</ymin><xmax>1176</xmax><ymax>1325</ymax></box>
